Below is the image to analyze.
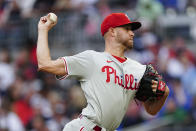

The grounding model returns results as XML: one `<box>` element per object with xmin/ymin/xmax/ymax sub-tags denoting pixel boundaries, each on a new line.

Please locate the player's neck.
<box><xmin>105</xmin><ymin>41</ymin><xmax>126</xmax><ymax>58</ymax></box>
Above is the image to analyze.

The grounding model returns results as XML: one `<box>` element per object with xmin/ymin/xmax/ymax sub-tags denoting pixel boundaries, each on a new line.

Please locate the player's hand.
<box><xmin>38</xmin><ymin>14</ymin><xmax>57</xmax><ymax>31</ymax></box>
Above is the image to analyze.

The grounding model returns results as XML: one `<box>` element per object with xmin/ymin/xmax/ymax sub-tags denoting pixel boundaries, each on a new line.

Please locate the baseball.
<box><xmin>49</xmin><ymin>13</ymin><xmax>57</xmax><ymax>23</ymax></box>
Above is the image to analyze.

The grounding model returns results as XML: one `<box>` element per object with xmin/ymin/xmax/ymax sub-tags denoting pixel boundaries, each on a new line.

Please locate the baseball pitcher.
<box><xmin>37</xmin><ymin>13</ymin><xmax>169</xmax><ymax>131</ymax></box>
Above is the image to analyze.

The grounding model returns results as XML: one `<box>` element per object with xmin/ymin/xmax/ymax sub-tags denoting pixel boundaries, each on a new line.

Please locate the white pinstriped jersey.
<box><xmin>60</xmin><ymin>50</ymin><xmax>146</xmax><ymax>130</ymax></box>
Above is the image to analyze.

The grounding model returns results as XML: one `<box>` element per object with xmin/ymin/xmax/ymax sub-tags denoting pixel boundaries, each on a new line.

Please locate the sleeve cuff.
<box><xmin>55</xmin><ymin>57</ymin><xmax>68</xmax><ymax>80</ymax></box>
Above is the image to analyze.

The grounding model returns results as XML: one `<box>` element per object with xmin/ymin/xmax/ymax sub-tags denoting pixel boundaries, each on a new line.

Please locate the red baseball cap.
<box><xmin>101</xmin><ymin>13</ymin><xmax>141</xmax><ymax>36</ymax></box>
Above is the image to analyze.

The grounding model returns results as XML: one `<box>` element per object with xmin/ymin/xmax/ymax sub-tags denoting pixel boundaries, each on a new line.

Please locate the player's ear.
<box><xmin>109</xmin><ymin>27</ymin><xmax>116</xmax><ymax>37</ymax></box>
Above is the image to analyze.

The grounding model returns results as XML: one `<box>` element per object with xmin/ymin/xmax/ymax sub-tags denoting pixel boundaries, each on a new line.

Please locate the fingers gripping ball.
<box><xmin>48</xmin><ymin>13</ymin><xmax>57</xmax><ymax>24</ymax></box>
<box><xmin>135</xmin><ymin>64</ymin><xmax>166</xmax><ymax>102</ymax></box>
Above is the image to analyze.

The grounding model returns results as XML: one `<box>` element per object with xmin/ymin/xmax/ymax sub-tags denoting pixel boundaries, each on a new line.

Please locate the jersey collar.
<box><xmin>112</xmin><ymin>55</ymin><xmax>127</xmax><ymax>63</ymax></box>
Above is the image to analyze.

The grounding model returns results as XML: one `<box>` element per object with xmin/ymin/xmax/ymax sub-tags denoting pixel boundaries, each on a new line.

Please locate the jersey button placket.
<box><xmin>122</xmin><ymin>64</ymin><xmax>127</xmax><ymax>93</ymax></box>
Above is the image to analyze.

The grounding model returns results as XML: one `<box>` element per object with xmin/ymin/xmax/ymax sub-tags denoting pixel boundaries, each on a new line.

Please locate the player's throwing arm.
<box><xmin>37</xmin><ymin>13</ymin><xmax>67</xmax><ymax>76</ymax></box>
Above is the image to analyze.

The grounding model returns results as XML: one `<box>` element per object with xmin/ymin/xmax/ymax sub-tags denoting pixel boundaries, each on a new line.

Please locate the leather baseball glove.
<box><xmin>135</xmin><ymin>64</ymin><xmax>166</xmax><ymax>102</ymax></box>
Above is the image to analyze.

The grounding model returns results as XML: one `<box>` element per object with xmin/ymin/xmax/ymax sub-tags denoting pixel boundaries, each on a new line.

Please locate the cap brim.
<box><xmin>127</xmin><ymin>22</ymin><xmax>141</xmax><ymax>31</ymax></box>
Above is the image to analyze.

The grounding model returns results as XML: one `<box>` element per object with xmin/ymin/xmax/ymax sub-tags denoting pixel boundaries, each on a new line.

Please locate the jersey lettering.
<box><xmin>101</xmin><ymin>66</ymin><xmax>114</xmax><ymax>83</ymax></box>
<box><xmin>101</xmin><ymin>66</ymin><xmax>138</xmax><ymax>90</ymax></box>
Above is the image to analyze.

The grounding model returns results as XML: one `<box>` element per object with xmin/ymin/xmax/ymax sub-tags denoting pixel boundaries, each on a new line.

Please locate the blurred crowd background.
<box><xmin>0</xmin><ymin>0</ymin><xmax>196</xmax><ymax>131</ymax></box>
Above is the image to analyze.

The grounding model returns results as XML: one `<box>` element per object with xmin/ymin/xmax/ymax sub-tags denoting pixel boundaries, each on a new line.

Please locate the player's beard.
<box><xmin>122</xmin><ymin>39</ymin><xmax>134</xmax><ymax>50</ymax></box>
<box><xmin>116</xmin><ymin>32</ymin><xmax>133</xmax><ymax>50</ymax></box>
